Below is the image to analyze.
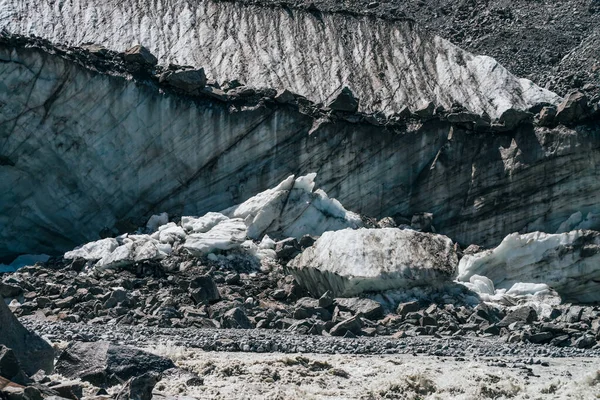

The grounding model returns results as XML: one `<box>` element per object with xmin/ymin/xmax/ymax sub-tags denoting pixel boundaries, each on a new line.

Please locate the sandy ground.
<box><xmin>145</xmin><ymin>344</ymin><xmax>600</xmax><ymax>400</ymax></box>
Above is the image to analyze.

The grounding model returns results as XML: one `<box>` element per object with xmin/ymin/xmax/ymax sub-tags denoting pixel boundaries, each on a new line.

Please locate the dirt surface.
<box><xmin>228</xmin><ymin>0</ymin><xmax>600</xmax><ymax>97</ymax></box>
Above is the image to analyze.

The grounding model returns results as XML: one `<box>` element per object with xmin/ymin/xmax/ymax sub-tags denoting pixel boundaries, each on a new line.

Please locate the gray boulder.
<box><xmin>328</xmin><ymin>87</ymin><xmax>359</xmax><ymax>112</ymax></box>
<box><xmin>55</xmin><ymin>341</ymin><xmax>174</xmax><ymax>386</ymax></box>
<box><xmin>221</xmin><ymin>307</ymin><xmax>252</xmax><ymax>329</ymax></box>
<box><xmin>335</xmin><ymin>298</ymin><xmax>383</xmax><ymax>320</ymax></box>
<box><xmin>189</xmin><ymin>275</ymin><xmax>220</xmax><ymax>304</ymax></box>
<box><xmin>123</xmin><ymin>45</ymin><xmax>158</xmax><ymax>66</ymax></box>
<box><xmin>0</xmin><ymin>296</ymin><xmax>54</xmax><ymax>375</ymax></box>
<box><xmin>116</xmin><ymin>372</ymin><xmax>160</xmax><ymax>400</ymax></box>
<box><xmin>556</xmin><ymin>92</ymin><xmax>590</xmax><ymax>124</ymax></box>
<box><xmin>160</xmin><ymin>68</ymin><xmax>207</xmax><ymax>93</ymax></box>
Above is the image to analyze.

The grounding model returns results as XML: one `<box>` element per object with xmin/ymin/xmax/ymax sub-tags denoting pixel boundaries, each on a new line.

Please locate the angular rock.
<box><xmin>0</xmin><ymin>282</ymin><xmax>22</xmax><ymax>299</ymax></box>
<box><xmin>0</xmin><ymin>346</ymin><xmax>27</xmax><ymax>385</ymax></box>
<box><xmin>0</xmin><ymin>296</ymin><xmax>54</xmax><ymax>375</ymax></box>
<box><xmin>189</xmin><ymin>275</ymin><xmax>220</xmax><ymax>304</ymax></box>
<box><xmin>335</xmin><ymin>298</ymin><xmax>383</xmax><ymax>320</ymax></box>
<box><xmin>327</xmin><ymin>87</ymin><xmax>359</xmax><ymax>112</ymax></box>
<box><xmin>55</xmin><ymin>342</ymin><xmax>174</xmax><ymax>386</ymax></box>
<box><xmin>116</xmin><ymin>372</ymin><xmax>160</xmax><ymax>400</ymax></box>
<box><xmin>493</xmin><ymin>108</ymin><xmax>533</xmax><ymax>131</ymax></box>
<box><xmin>457</xmin><ymin>230</ymin><xmax>600</xmax><ymax>303</ymax></box>
<box><xmin>410</xmin><ymin>213</ymin><xmax>434</xmax><ymax>232</ymax></box>
<box><xmin>497</xmin><ymin>306</ymin><xmax>537</xmax><ymax>328</ymax></box>
<box><xmin>275</xmin><ymin>238</ymin><xmax>302</xmax><ymax>261</ymax></box>
<box><xmin>288</xmin><ymin>228</ymin><xmax>458</xmax><ymax>297</ymax></box>
<box><xmin>556</xmin><ymin>92</ymin><xmax>590</xmax><ymax>124</ymax></box>
<box><xmin>573</xmin><ymin>334</ymin><xmax>596</xmax><ymax>349</ymax></box>
<box><xmin>293</xmin><ymin>298</ymin><xmax>331</xmax><ymax>321</ymax></box>
<box><xmin>329</xmin><ymin>316</ymin><xmax>362</xmax><ymax>336</ymax></box>
<box><xmin>274</xmin><ymin>89</ymin><xmax>295</xmax><ymax>104</ymax></box>
<box><xmin>51</xmin><ymin>382</ymin><xmax>83</xmax><ymax>400</ymax></box>
<box><xmin>221</xmin><ymin>307</ymin><xmax>252</xmax><ymax>329</ymax></box>
<box><xmin>123</xmin><ymin>45</ymin><xmax>158</xmax><ymax>66</ymax></box>
<box><xmin>318</xmin><ymin>291</ymin><xmax>334</xmax><ymax>309</ymax></box>
<box><xmin>160</xmin><ymin>68</ymin><xmax>207</xmax><ymax>93</ymax></box>
<box><xmin>396</xmin><ymin>301</ymin><xmax>420</xmax><ymax>316</ymax></box>
<box><xmin>413</xmin><ymin>102</ymin><xmax>435</xmax><ymax>119</ymax></box>
<box><xmin>538</xmin><ymin>106</ymin><xmax>557</xmax><ymax>126</ymax></box>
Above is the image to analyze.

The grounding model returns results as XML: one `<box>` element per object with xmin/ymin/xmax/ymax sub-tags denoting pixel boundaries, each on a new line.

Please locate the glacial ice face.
<box><xmin>288</xmin><ymin>228</ymin><xmax>458</xmax><ymax>297</ymax></box>
<box><xmin>0</xmin><ymin>0</ymin><xmax>560</xmax><ymax>118</ymax></box>
<box><xmin>457</xmin><ymin>230</ymin><xmax>600</xmax><ymax>303</ymax></box>
<box><xmin>0</xmin><ymin>42</ymin><xmax>598</xmax><ymax>261</ymax></box>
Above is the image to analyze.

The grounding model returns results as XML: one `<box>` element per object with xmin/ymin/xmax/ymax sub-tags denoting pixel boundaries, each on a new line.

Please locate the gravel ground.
<box><xmin>22</xmin><ymin>318</ymin><xmax>600</xmax><ymax>360</ymax></box>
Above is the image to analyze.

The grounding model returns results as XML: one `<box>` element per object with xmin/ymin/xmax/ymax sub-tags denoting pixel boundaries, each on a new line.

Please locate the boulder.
<box><xmin>396</xmin><ymin>301</ymin><xmax>420</xmax><ymax>316</ymax></box>
<box><xmin>538</xmin><ymin>106</ymin><xmax>557</xmax><ymax>126</ymax></box>
<box><xmin>116</xmin><ymin>372</ymin><xmax>160</xmax><ymax>400</ymax></box>
<box><xmin>335</xmin><ymin>298</ymin><xmax>383</xmax><ymax>320</ymax></box>
<box><xmin>55</xmin><ymin>342</ymin><xmax>174</xmax><ymax>386</ymax></box>
<box><xmin>274</xmin><ymin>89</ymin><xmax>295</xmax><ymax>104</ymax></box>
<box><xmin>0</xmin><ymin>296</ymin><xmax>54</xmax><ymax>375</ymax></box>
<box><xmin>123</xmin><ymin>45</ymin><xmax>158</xmax><ymax>66</ymax></box>
<box><xmin>221</xmin><ymin>307</ymin><xmax>252</xmax><ymax>329</ymax></box>
<box><xmin>493</xmin><ymin>108</ymin><xmax>533</xmax><ymax>131</ymax></box>
<box><xmin>293</xmin><ymin>298</ymin><xmax>331</xmax><ymax>321</ymax></box>
<box><xmin>497</xmin><ymin>306</ymin><xmax>537</xmax><ymax>328</ymax></box>
<box><xmin>457</xmin><ymin>230</ymin><xmax>600</xmax><ymax>303</ymax></box>
<box><xmin>329</xmin><ymin>316</ymin><xmax>362</xmax><ymax>336</ymax></box>
<box><xmin>287</xmin><ymin>228</ymin><xmax>458</xmax><ymax>297</ymax></box>
<box><xmin>327</xmin><ymin>87</ymin><xmax>359</xmax><ymax>112</ymax></box>
<box><xmin>160</xmin><ymin>68</ymin><xmax>207</xmax><ymax>93</ymax></box>
<box><xmin>189</xmin><ymin>275</ymin><xmax>220</xmax><ymax>304</ymax></box>
<box><xmin>556</xmin><ymin>92</ymin><xmax>590</xmax><ymax>124</ymax></box>
<box><xmin>413</xmin><ymin>101</ymin><xmax>435</xmax><ymax>119</ymax></box>
<box><xmin>0</xmin><ymin>346</ymin><xmax>28</xmax><ymax>385</ymax></box>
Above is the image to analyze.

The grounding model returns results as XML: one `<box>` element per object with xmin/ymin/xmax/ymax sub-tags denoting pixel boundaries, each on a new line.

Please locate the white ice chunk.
<box><xmin>293</xmin><ymin>173</ymin><xmax>317</xmax><ymax>193</ymax></box>
<box><xmin>289</xmin><ymin>228</ymin><xmax>458</xmax><ymax>297</ymax></box>
<box><xmin>146</xmin><ymin>212</ymin><xmax>169</xmax><ymax>232</ymax></box>
<box><xmin>457</xmin><ymin>230</ymin><xmax>600</xmax><ymax>303</ymax></box>
<box><xmin>64</xmin><ymin>238</ymin><xmax>119</xmax><ymax>261</ymax></box>
<box><xmin>469</xmin><ymin>274</ymin><xmax>495</xmax><ymax>295</ymax></box>
<box><xmin>506</xmin><ymin>282</ymin><xmax>551</xmax><ymax>297</ymax></box>
<box><xmin>183</xmin><ymin>218</ymin><xmax>247</xmax><ymax>256</ymax></box>
<box><xmin>181</xmin><ymin>213</ymin><xmax>229</xmax><ymax>233</ymax></box>
<box><xmin>224</xmin><ymin>173</ymin><xmax>362</xmax><ymax>240</ymax></box>
<box><xmin>157</xmin><ymin>222</ymin><xmax>186</xmax><ymax>244</ymax></box>
<box><xmin>96</xmin><ymin>235</ymin><xmax>166</xmax><ymax>269</ymax></box>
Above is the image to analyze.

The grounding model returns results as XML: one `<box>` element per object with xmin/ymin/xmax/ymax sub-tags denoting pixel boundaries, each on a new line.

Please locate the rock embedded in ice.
<box><xmin>123</xmin><ymin>44</ymin><xmax>158</xmax><ymax>66</ymax></box>
<box><xmin>287</xmin><ymin>228</ymin><xmax>458</xmax><ymax>297</ymax></box>
<box><xmin>457</xmin><ymin>230</ymin><xmax>600</xmax><ymax>303</ymax></box>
